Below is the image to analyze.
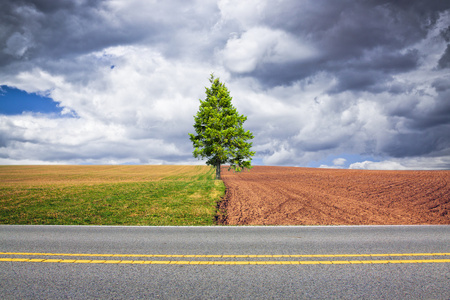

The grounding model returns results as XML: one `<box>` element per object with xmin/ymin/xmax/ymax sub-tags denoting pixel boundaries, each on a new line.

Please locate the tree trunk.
<box><xmin>216</xmin><ymin>163</ymin><xmax>221</xmax><ymax>180</ymax></box>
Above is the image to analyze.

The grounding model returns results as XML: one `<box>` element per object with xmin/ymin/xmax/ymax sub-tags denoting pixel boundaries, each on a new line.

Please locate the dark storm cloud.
<box><xmin>378</xmin><ymin>80</ymin><xmax>450</xmax><ymax>159</ymax></box>
<box><xmin>432</xmin><ymin>77</ymin><xmax>450</xmax><ymax>92</ymax></box>
<box><xmin>230</xmin><ymin>0</ymin><xmax>449</xmax><ymax>89</ymax></box>
<box><xmin>381</xmin><ymin>126</ymin><xmax>450</xmax><ymax>158</ymax></box>
<box><xmin>328</xmin><ymin>55</ymin><xmax>419</xmax><ymax>93</ymax></box>
<box><xmin>1</xmin><ymin>0</ymin><xmax>120</xmax><ymax>63</ymax></box>
<box><xmin>245</xmin><ymin>61</ymin><xmax>316</xmax><ymax>88</ymax></box>
<box><xmin>218</xmin><ymin>0</ymin><xmax>450</xmax><ymax>168</ymax></box>
<box><xmin>441</xmin><ymin>26</ymin><xmax>450</xmax><ymax>42</ymax></box>
<box><xmin>410</xmin><ymin>91</ymin><xmax>450</xmax><ymax>130</ymax></box>
<box><xmin>0</xmin><ymin>0</ymin><xmax>222</xmax><ymax>69</ymax></box>
<box><xmin>438</xmin><ymin>44</ymin><xmax>450</xmax><ymax>69</ymax></box>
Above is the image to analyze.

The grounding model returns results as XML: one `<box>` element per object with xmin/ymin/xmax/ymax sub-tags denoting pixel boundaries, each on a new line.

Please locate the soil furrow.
<box><xmin>220</xmin><ymin>166</ymin><xmax>450</xmax><ymax>225</ymax></box>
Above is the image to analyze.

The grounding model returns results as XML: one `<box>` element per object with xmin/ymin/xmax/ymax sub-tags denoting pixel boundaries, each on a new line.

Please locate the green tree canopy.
<box><xmin>189</xmin><ymin>74</ymin><xmax>255</xmax><ymax>179</ymax></box>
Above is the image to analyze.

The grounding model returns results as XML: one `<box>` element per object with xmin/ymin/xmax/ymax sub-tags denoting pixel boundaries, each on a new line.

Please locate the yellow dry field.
<box><xmin>0</xmin><ymin>165</ymin><xmax>210</xmax><ymax>186</ymax></box>
<box><xmin>0</xmin><ymin>165</ymin><xmax>223</xmax><ymax>225</ymax></box>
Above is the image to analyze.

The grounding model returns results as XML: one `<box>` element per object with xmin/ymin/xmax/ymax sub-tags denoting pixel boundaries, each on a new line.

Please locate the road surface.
<box><xmin>1</xmin><ymin>225</ymin><xmax>449</xmax><ymax>299</ymax></box>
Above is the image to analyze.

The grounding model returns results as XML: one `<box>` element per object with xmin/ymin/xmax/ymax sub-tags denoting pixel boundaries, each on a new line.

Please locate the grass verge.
<box><xmin>0</xmin><ymin>165</ymin><xmax>225</xmax><ymax>225</ymax></box>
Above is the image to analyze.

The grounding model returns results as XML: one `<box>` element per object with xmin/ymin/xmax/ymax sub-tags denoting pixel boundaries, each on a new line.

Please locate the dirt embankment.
<box><xmin>219</xmin><ymin>166</ymin><xmax>450</xmax><ymax>225</ymax></box>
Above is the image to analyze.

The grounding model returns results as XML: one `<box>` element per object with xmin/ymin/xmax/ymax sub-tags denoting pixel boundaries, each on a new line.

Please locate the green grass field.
<box><xmin>0</xmin><ymin>165</ymin><xmax>225</xmax><ymax>225</ymax></box>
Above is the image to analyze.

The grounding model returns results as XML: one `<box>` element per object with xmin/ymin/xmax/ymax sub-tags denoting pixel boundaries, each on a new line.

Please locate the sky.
<box><xmin>0</xmin><ymin>0</ymin><xmax>449</xmax><ymax>170</ymax></box>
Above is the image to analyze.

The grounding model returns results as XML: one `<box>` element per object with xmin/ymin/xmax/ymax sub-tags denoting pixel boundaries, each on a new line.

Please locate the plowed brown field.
<box><xmin>219</xmin><ymin>166</ymin><xmax>450</xmax><ymax>225</ymax></box>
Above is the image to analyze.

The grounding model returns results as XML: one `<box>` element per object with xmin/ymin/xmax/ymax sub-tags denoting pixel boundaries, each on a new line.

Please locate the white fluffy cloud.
<box><xmin>222</xmin><ymin>27</ymin><xmax>316</xmax><ymax>73</ymax></box>
<box><xmin>0</xmin><ymin>45</ymin><xmax>220</xmax><ymax>164</ymax></box>
<box><xmin>349</xmin><ymin>160</ymin><xmax>408</xmax><ymax>170</ymax></box>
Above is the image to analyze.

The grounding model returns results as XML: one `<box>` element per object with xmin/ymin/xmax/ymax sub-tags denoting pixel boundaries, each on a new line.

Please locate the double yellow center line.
<box><xmin>1</xmin><ymin>252</ymin><xmax>449</xmax><ymax>265</ymax></box>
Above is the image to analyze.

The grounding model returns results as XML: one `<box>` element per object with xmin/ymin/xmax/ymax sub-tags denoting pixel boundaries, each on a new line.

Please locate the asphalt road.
<box><xmin>0</xmin><ymin>225</ymin><xmax>449</xmax><ymax>299</ymax></box>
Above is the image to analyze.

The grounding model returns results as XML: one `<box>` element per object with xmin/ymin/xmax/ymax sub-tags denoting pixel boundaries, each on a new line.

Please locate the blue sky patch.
<box><xmin>307</xmin><ymin>153</ymin><xmax>379</xmax><ymax>169</ymax></box>
<box><xmin>0</xmin><ymin>85</ymin><xmax>63</xmax><ymax>115</ymax></box>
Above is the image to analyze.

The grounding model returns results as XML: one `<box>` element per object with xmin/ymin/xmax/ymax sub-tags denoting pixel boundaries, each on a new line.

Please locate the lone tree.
<box><xmin>189</xmin><ymin>74</ymin><xmax>255</xmax><ymax>179</ymax></box>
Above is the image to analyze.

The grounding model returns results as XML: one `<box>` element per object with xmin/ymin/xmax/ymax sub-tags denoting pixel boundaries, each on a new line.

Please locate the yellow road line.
<box><xmin>1</xmin><ymin>252</ymin><xmax>449</xmax><ymax>266</ymax></box>
<box><xmin>1</xmin><ymin>252</ymin><xmax>449</xmax><ymax>258</ymax></box>
<box><xmin>0</xmin><ymin>258</ymin><xmax>449</xmax><ymax>265</ymax></box>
